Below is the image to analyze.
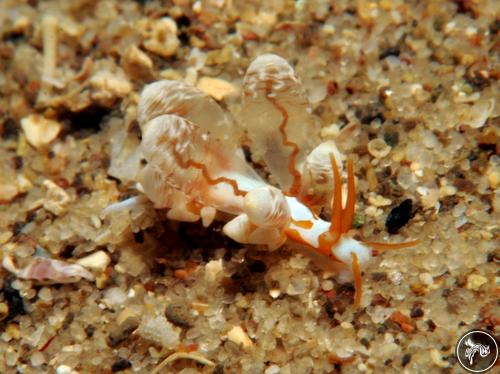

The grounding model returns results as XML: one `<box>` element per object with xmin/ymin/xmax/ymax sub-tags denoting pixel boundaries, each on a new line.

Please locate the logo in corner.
<box><xmin>456</xmin><ymin>329</ymin><xmax>498</xmax><ymax>373</ymax></box>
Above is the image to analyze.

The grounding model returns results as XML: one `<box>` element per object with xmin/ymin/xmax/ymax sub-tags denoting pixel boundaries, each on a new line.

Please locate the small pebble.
<box><xmin>466</xmin><ymin>274</ymin><xmax>487</xmax><ymax>290</ymax></box>
<box><xmin>410</xmin><ymin>306</ymin><xmax>424</xmax><ymax>318</ymax></box>
<box><xmin>227</xmin><ymin>325</ymin><xmax>253</xmax><ymax>348</ymax></box>
<box><xmin>76</xmin><ymin>250</ymin><xmax>111</xmax><ymax>272</ymax></box>
<box><xmin>165</xmin><ymin>303</ymin><xmax>192</xmax><ymax>327</ymax></box>
<box><xmin>137</xmin><ymin>314</ymin><xmax>180</xmax><ymax>348</ymax></box>
<box><xmin>20</xmin><ymin>114</ymin><xmax>61</xmax><ymax>149</ymax></box>
<box><xmin>30</xmin><ymin>351</ymin><xmax>45</xmax><ymax>367</ymax></box>
<box><xmin>385</xmin><ymin>199</ymin><xmax>413</xmax><ymax>234</ymax></box>
<box><xmin>0</xmin><ymin>302</ymin><xmax>9</xmax><ymax>321</ymax></box>
<box><xmin>265</xmin><ymin>365</ymin><xmax>281</xmax><ymax>374</ymax></box>
<box><xmin>205</xmin><ymin>259</ymin><xmax>224</xmax><ymax>283</ymax></box>
<box><xmin>269</xmin><ymin>289</ymin><xmax>281</xmax><ymax>299</ymax></box>
<box><xmin>111</xmin><ymin>358</ymin><xmax>132</xmax><ymax>372</ymax></box>
<box><xmin>107</xmin><ymin>310</ymin><xmax>140</xmax><ymax>347</ymax></box>
<box><xmin>401</xmin><ymin>353</ymin><xmax>411</xmax><ymax>367</ymax></box>
<box><xmin>56</xmin><ymin>365</ymin><xmax>72</xmax><ymax>374</ymax></box>
<box><xmin>430</xmin><ymin>349</ymin><xmax>449</xmax><ymax>368</ymax></box>
<box><xmin>368</xmin><ymin>138</ymin><xmax>391</xmax><ymax>158</ymax></box>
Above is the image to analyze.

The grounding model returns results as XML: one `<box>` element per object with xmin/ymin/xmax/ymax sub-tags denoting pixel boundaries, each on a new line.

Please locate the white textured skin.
<box><xmin>244</xmin><ymin>186</ymin><xmax>290</xmax><ymax>229</ymax></box>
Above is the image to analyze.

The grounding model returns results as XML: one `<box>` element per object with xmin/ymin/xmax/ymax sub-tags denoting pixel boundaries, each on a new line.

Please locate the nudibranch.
<box><xmin>106</xmin><ymin>54</ymin><xmax>418</xmax><ymax>306</ymax></box>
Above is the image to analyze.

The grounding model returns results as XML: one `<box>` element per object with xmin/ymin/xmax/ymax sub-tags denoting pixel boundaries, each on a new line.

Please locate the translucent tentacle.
<box><xmin>241</xmin><ymin>54</ymin><xmax>320</xmax><ymax>193</ymax></box>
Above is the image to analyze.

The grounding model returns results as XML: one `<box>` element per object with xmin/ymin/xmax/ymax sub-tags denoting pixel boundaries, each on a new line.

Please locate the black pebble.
<box><xmin>248</xmin><ymin>260</ymin><xmax>267</xmax><ymax>273</ymax></box>
<box><xmin>401</xmin><ymin>353</ymin><xmax>411</xmax><ymax>367</ymax></box>
<box><xmin>385</xmin><ymin>199</ymin><xmax>413</xmax><ymax>234</ymax></box>
<box><xmin>2</xmin><ymin>279</ymin><xmax>26</xmax><ymax>321</ymax></box>
<box><xmin>410</xmin><ymin>306</ymin><xmax>424</xmax><ymax>318</ymax></box>
<box><xmin>85</xmin><ymin>324</ymin><xmax>95</xmax><ymax>338</ymax></box>
<box><xmin>111</xmin><ymin>358</ymin><xmax>132</xmax><ymax>372</ymax></box>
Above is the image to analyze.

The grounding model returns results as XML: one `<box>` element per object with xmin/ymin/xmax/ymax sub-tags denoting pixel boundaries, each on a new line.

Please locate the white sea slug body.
<box><xmin>105</xmin><ymin>54</ymin><xmax>418</xmax><ymax>307</ymax></box>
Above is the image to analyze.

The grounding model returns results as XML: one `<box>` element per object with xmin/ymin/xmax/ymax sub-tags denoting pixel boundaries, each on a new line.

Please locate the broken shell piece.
<box><xmin>205</xmin><ymin>259</ymin><xmax>224</xmax><ymax>283</ymax></box>
<box><xmin>241</xmin><ymin>54</ymin><xmax>320</xmax><ymax>193</ymax></box>
<box><xmin>137</xmin><ymin>314</ymin><xmax>180</xmax><ymax>349</ymax></box>
<box><xmin>462</xmin><ymin>97</ymin><xmax>495</xmax><ymax>129</ymax></box>
<box><xmin>20</xmin><ymin>114</ymin><xmax>61</xmax><ymax>149</ymax></box>
<box><xmin>122</xmin><ymin>45</ymin><xmax>154</xmax><ymax>80</ymax></box>
<box><xmin>367</xmin><ymin>138</ymin><xmax>391</xmax><ymax>159</ymax></box>
<box><xmin>42</xmin><ymin>179</ymin><xmax>70</xmax><ymax>215</ymax></box>
<box><xmin>2</xmin><ymin>255</ymin><xmax>94</xmax><ymax>284</ymax></box>
<box><xmin>141</xmin><ymin>17</ymin><xmax>180</xmax><ymax>58</ymax></box>
<box><xmin>227</xmin><ymin>325</ymin><xmax>253</xmax><ymax>348</ymax></box>
<box><xmin>75</xmin><ymin>251</ymin><xmax>111</xmax><ymax>273</ymax></box>
<box><xmin>90</xmin><ymin>70</ymin><xmax>133</xmax><ymax>100</ymax></box>
<box><xmin>196</xmin><ymin>77</ymin><xmax>238</xmax><ymax>101</ymax></box>
<box><xmin>0</xmin><ymin>182</ymin><xmax>19</xmax><ymax>203</ymax></box>
<box><xmin>151</xmin><ymin>352</ymin><xmax>215</xmax><ymax>374</ymax></box>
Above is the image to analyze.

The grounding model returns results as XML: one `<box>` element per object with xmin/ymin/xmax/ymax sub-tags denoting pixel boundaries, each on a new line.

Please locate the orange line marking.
<box><xmin>265</xmin><ymin>82</ymin><xmax>302</xmax><ymax>195</ymax></box>
<box><xmin>171</xmin><ymin>139</ymin><xmax>247</xmax><ymax>197</ymax></box>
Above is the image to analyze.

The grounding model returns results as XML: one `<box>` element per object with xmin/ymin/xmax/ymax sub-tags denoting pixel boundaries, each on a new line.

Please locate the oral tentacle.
<box><xmin>351</xmin><ymin>252</ymin><xmax>362</xmax><ymax>307</ymax></box>
<box><xmin>341</xmin><ymin>158</ymin><xmax>355</xmax><ymax>234</ymax></box>
<box><xmin>329</xmin><ymin>153</ymin><xmax>342</xmax><ymax>243</ymax></box>
<box><xmin>363</xmin><ymin>239</ymin><xmax>420</xmax><ymax>251</ymax></box>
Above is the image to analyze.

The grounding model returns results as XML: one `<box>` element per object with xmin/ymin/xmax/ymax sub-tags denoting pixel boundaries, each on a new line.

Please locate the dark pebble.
<box><xmin>360</xmin><ymin>338</ymin><xmax>370</xmax><ymax>348</ymax></box>
<box><xmin>371</xmin><ymin>272</ymin><xmax>388</xmax><ymax>282</ymax></box>
<box><xmin>62</xmin><ymin>311</ymin><xmax>75</xmax><ymax>329</ymax></box>
<box><xmin>107</xmin><ymin>318</ymin><xmax>139</xmax><ymax>347</ymax></box>
<box><xmin>2</xmin><ymin>279</ymin><xmax>25</xmax><ymax>321</ymax></box>
<box><xmin>383</xmin><ymin>131</ymin><xmax>399</xmax><ymax>147</ymax></box>
<box><xmin>212</xmin><ymin>364</ymin><xmax>224</xmax><ymax>374</ymax></box>
<box><xmin>165</xmin><ymin>303</ymin><xmax>192</xmax><ymax>327</ymax></box>
<box><xmin>12</xmin><ymin>221</ymin><xmax>25</xmax><ymax>236</ymax></box>
<box><xmin>133</xmin><ymin>231</ymin><xmax>144</xmax><ymax>244</ymax></box>
<box><xmin>410</xmin><ymin>306</ymin><xmax>424</xmax><ymax>318</ymax></box>
<box><xmin>371</xmin><ymin>293</ymin><xmax>389</xmax><ymax>307</ymax></box>
<box><xmin>385</xmin><ymin>199</ymin><xmax>413</xmax><ymax>234</ymax></box>
<box><xmin>379</xmin><ymin>46</ymin><xmax>400</xmax><ymax>60</ymax></box>
<box><xmin>401</xmin><ymin>353</ymin><xmax>411</xmax><ymax>367</ymax></box>
<box><xmin>426</xmin><ymin>319</ymin><xmax>437</xmax><ymax>332</ymax></box>
<box><xmin>85</xmin><ymin>324</ymin><xmax>95</xmax><ymax>338</ymax></box>
<box><xmin>1</xmin><ymin>118</ymin><xmax>18</xmax><ymax>140</ymax></box>
<box><xmin>111</xmin><ymin>358</ymin><xmax>132</xmax><ymax>372</ymax></box>
<box><xmin>248</xmin><ymin>260</ymin><xmax>267</xmax><ymax>273</ymax></box>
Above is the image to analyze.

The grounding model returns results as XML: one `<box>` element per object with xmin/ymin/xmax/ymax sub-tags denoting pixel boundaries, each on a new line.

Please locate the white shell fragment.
<box><xmin>2</xmin><ymin>255</ymin><xmax>94</xmax><ymax>284</ymax></box>
<box><xmin>20</xmin><ymin>114</ymin><xmax>62</xmax><ymax>149</ymax></box>
<box><xmin>42</xmin><ymin>179</ymin><xmax>71</xmax><ymax>215</ymax></box>
<box><xmin>75</xmin><ymin>250</ymin><xmax>111</xmax><ymax>273</ymax></box>
<box><xmin>227</xmin><ymin>325</ymin><xmax>253</xmax><ymax>348</ymax></box>
<box><xmin>141</xmin><ymin>17</ymin><xmax>180</xmax><ymax>58</ymax></box>
<box><xmin>462</xmin><ymin>97</ymin><xmax>495</xmax><ymax>129</ymax></box>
